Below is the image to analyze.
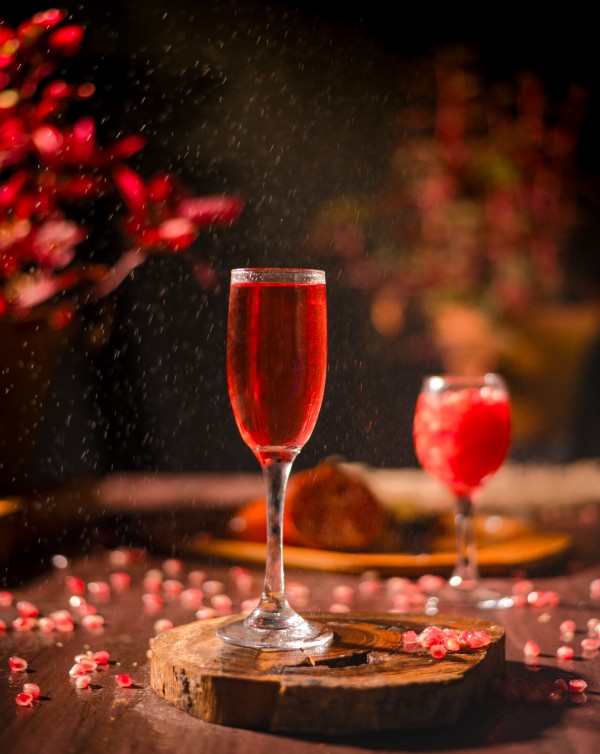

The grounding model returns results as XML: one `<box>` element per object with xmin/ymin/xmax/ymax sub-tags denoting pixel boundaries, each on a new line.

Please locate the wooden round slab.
<box><xmin>150</xmin><ymin>612</ymin><xmax>505</xmax><ymax>734</ymax></box>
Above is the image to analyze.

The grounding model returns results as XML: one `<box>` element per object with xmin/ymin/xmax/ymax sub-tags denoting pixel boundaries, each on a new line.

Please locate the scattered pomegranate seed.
<box><xmin>512</xmin><ymin>579</ymin><xmax>535</xmax><ymax>595</ymax></box>
<box><xmin>69</xmin><ymin>663</ymin><xmax>88</xmax><ymax>677</ymax></box>
<box><xmin>38</xmin><ymin>617</ymin><xmax>56</xmax><ymax>633</ymax></box>
<box><xmin>187</xmin><ymin>569</ymin><xmax>207</xmax><ymax>586</ymax></box>
<box><xmin>92</xmin><ymin>650</ymin><xmax>110</xmax><ymax>665</ymax></box>
<box><xmin>402</xmin><ymin>630</ymin><xmax>418</xmax><ymax>645</ymax></box>
<box><xmin>87</xmin><ymin>581</ymin><xmax>111</xmax><ymax>599</ymax></box>
<box><xmin>142</xmin><ymin>593</ymin><xmax>164</xmax><ymax>611</ymax></box>
<box><xmin>195</xmin><ymin>607</ymin><xmax>218</xmax><ymax>621</ymax></box>
<box><xmin>589</xmin><ymin>579</ymin><xmax>600</xmax><ymax>599</ymax></box>
<box><xmin>417</xmin><ymin>574</ymin><xmax>445</xmax><ymax>593</ymax></box>
<box><xmin>587</xmin><ymin>618</ymin><xmax>600</xmax><ymax>635</ymax></box>
<box><xmin>286</xmin><ymin>581</ymin><xmax>309</xmax><ymax>607</ymax></box>
<box><xmin>153</xmin><ymin>618</ymin><xmax>174</xmax><ymax>634</ymax></box>
<box><xmin>162</xmin><ymin>558</ymin><xmax>185</xmax><ymax>578</ymax></box>
<box><xmin>75</xmin><ymin>674</ymin><xmax>92</xmax><ymax>689</ymax></box>
<box><xmin>143</xmin><ymin>570</ymin><xmax>164</xmax><ymax>592</ymax></box>
<box><xmin>23</xmin><ymin>683</ymin><xmax>40</xmax><ymax>699</ymax></box>
<box><xmin>115</xmin><ymin>673</ymin><xmax>133</xmax><ymax>688</ymax></box>
<box><xmin>202</xmin><ymin>580</ymin><xmax>225</xmax><ymax>597</ymax></box>
<box><xmin>15</xmin><ymin>692</ymin><xmax>33</xmax><ymax>707</ymax></box>
<box><xmin>81</xmin><ymin>614</ymin><xmax>105</xmax><ymax>630</ymax></box>
<box><xmin>210</xmin><ymin>594</ymin><xmax>233</xmax><ymax>614</ymax></box>
<box><xmin>430</xmin><ymin>644</ymin><xmax>447</xmax><ymax>659</ymax></box>
<box><xmin>569</xmin><ymin>678</ymin><xmax>588</xmax><ymax>693</ymax></box>
<box><xmin>329</xmin><ymin>602</ymin><xmax>351</xmax><ymax>613</ymax></box>
<box><xmin>9</xmin><ymin>656</ymin><xmax>28</xmax><ymax>671</ymax></box>
<box><xmin>524</xmin><ymin>640</ymin><xmax>541</xmax><ymax>657</ymax></box>
<box><xmin>357</xmin><ymin>578</ymin><xmax>382</xmax><ymax>598</ymax></box>
<box><xmin>444</xmin><ymin>635</ymin><xmax>461</xmax><ymax>652</ymax></box>
<box><xmin>16</xmin><ymin>600</ymin><xmax>39</xmax><ymax>618</ymax></box>
<box><xmin>78</xmin><ymin>658</ymin><xmax>98</xmax><ymax>672</ymax></box>
<box><xmin>109</xmin><ymin>572</ymin><xmax>132</xmax><ymax>591</ymax></box>
<box><xmin>559</xmin><ymin>619</ymin><xmax>576</xmax><ymax>635</ymax></box>
<box><xmin>230</xmin><ymin>567</ymin><xmax>254</xmax><ymax>593</ymax></box>
<box><xmin>179</xmin><ymin>588</ymin><xmax>204</xmax><ymax>609</ymax></box>
<box><xmin>331</xmin><ymin>584</ymin><xmax>355</xmax><ymax>603</ymax></box>
<box><xmin>0</xmin><ymin>590</ymin><xmax>14</xmax><ymax>607</ymax></box>
<box><xmin>581</xmin><ymin>637</ymin><xmax>599</xmax><ymax>652</ymax></box>
<box><xmin>65</xmin><ymin>576</ymin><xmax>86</xmax><ymax>594</ymax></box>
<box><xmin>12</xmin><ymin>617</ymin><xmax>37</xmax><ymax>632</ymax></box>
<box><xmin>557</xmin><ymin>646</ymin><xmax>575</xmax><ymax>660</ymax></box>
<box><xmin>162</xmin><ymin>579</ymin><xmax>184</xmax><ymax>597</ymax></box>
<box><xmin>554</xmin><ymin>678</ymin><xmax>569</xmax><ymax>691</ymax></box>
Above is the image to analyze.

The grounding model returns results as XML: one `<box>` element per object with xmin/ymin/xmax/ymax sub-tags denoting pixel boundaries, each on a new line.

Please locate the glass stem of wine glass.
<box><xmin>451</xmin><ymin>494</ymin><xmax>480</xmax><ymax>589</ymax></box>
<box><xmin>246</xmin><ymin>450</ymin><xmax>303</xmax><ymax>631</ymax></box>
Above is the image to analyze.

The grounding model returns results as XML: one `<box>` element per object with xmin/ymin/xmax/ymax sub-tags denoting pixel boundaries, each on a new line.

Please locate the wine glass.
<box><xmin>217</xmin><ymin>268</ymin><xmax>333</xmax><ymax>650</ymax></box>
<box><xmin>413</xmin><ymin>373</ymin><xmax>512</xmax><ymax>608</ymax></box>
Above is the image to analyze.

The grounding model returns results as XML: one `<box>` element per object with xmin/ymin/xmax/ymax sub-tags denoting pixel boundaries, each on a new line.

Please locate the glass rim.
<box><xmin>231</xmin><ymin>267</ymin><xmax>325</xmax><ymax>284</ymax></box>
<box><xmin>422</xmin><ymin>373</ymin><xmax>507</xmax><ymax>390</ymax></box>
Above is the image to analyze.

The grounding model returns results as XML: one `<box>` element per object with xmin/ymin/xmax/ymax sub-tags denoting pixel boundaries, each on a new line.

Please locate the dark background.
<box><xmin>4</xmin><ymin>1</ymin><xmax>600</xmax><ymax>483</ymax></box>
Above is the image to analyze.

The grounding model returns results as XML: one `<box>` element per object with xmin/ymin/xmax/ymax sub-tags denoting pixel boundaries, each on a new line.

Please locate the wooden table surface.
<box><xmin>1</xmin><ymin>472</ymin><xmax>600</xmax><ymax>754</ymax></box>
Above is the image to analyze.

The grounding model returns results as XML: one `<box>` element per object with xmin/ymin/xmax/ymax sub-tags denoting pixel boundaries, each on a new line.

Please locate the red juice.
<box><xmin>227</xmin><ymin>281</ymin><xmax>327</xmax><ymax>452</ymax></box>
<box><xmin>413</xmin><ymin>386</ymin><xmax>510</xmax><ymax>496</ymax></box>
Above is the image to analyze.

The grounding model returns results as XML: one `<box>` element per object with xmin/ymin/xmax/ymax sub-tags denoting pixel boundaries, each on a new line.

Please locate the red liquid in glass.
<box><xmin>413</xmin><ymin>386</ymin><xmax>510</xmax><ymax>496</ymax></box>
<box><xmin>227</xmin><ymin>281</ymin><xmax>327</xmax><ymax>454</ymax></box>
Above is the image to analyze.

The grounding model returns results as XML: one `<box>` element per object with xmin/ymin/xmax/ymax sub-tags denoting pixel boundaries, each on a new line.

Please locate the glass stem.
<box><xmin>451</xmin><ymin>494</ymin><xmax>480</xmax><ymax>588</ymax></box>
<box><xmin>247</xmin><ymin>450</ymin><xmax>302</xmax><ymax>630</ymax></box>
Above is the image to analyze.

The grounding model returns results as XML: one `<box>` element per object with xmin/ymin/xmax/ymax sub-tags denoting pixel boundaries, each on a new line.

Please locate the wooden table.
<box><xmin>1</xmin><ymin>472</ymin><xmax>600</xmax><ymax>753</ymax></box>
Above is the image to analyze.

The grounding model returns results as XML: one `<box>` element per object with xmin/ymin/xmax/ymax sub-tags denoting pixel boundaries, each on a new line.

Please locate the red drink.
<box><xmin>227</xmin><ymin>279</ymin><xmax>327</xmax><ymax>453</ymax></box>
<box><xmin>413</xmin><ymin>385</ymin><xmax>510</xmax><ymax>496</ymax></box>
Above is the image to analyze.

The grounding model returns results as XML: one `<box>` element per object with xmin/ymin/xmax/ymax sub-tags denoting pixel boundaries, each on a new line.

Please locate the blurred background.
<box><xmin>3</xmin><ymin>0</ymin><xmax>600</xmax><ymax>492</ymax></box>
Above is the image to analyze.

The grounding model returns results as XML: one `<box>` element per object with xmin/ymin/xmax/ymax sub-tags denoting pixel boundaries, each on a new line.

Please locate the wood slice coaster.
<box><xmin>150</xmin><ymin>612</ymin><xmax>505</xmax><ymax>735</ymax></box>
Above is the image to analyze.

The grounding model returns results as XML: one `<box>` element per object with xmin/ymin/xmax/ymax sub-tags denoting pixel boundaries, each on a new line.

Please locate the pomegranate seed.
<box><xmin>38</xmin><ymin>617</ymin><xmax>56</xmax><ymax>633</ymax></box>
<box><xmin>557</xmin><ymin>646</ymin><xmax>575</xmax><ymax>659</ymax></box>
<box><xmin>402</xmin><ymin>630</ymin><xmax>418</xmax><ymax>645</ymax></box>
<box><xmin>430</xmin><ymin>644</ymin><xmax>447</xmax><ymax>659</ymax></box>
<box><xmin>571</xmin><ymin>693</ymin><xmax>588</xmax><ymax>705</ymax></box>
<box><xmin>589</xmin><ymin>578</ymin><xmax>600</xmax><ymax>599</ymax></box>
<box><xmin>386</xmin><ymin>577</ymin><xmax>411</xmax><ymax>596</ymax></box>
<box><xmin>587</xmin><ymin>618</ymin><xmax>600</xmax><ymax>634</ymax></box>
<box><xmin>179</xmin><ymin>588</ymin><xmax>204</xmax><ymax>609</ymax></box>
<box><xmin>16</xmin><ymin>600</ymin><xmax>39</xmax><ymax>619</ymax></box>
<box><xmin>332</xmin><ymin>584</ymin><xmax>355</xmax><ymax>603</ymax></box>
<box><xmin>23</xmin><ymin>683</ymin><xmax>40</xmax><ymax>699</ymax></box>
<box><xmin>142</xmin><ymin>593</ymin><xmax>164</xmax><ymax>610</ymax></box>
<box><xmin>143</xmin><ymin>570</ymin><xmax>163</xmax><ymax>592</ymax></box>
<box><xmin>524</xmin><ymin>640</ymin><xmax>541</xmax><ymax>657</ymax></box>
<box><xmin>329</xmin><ymin>602</ymin><xmax>351</xmax><ymax>613</ymax></box>
<box><xmin>417</xmin><ymin>574</ymin><xmax>445</xmax><ymax>593</ymax></box>
<box><xmin>76</xmin><ymin>602</ymin><xmax>98</xmax><ymax>617</ymax></box>
<box><xmin>109</xmin><ymin>572</ymin><xmax>132</xmax><ymax>591</ymax></box>
<box><xmin>115</xmin><ymin>673</ymin><xmax>133</xmax><ymax>688</ymax></box>
<box><xmin>559</xmin><ymin>619</ymin><xmax>576</xmax><ymax>635</ymax></box>
<box><xmin>81</xmin><ymin>614</ymin><xmax>105</xmax><ymax>630</ymax></box>
<box><xmin>162</xmin><ymin>579</ymin><xmax>184</xmax><ymax>597</ymax></box>
<box><xmin>0</xmin><ymin>590</ymin><xmax>14</xmax><ymax>607</ymax></box>
<box><xmin>65</xmin><ymin>576</ymin><xmax>86</xmax><ymax>594</ymax></box>
<box><xmin>554</xmin><ymin>678</ymin><xmax>569</xmax><ymax>691</ymax></box>
<box><xmin>569</xmin><ymin>678</ymin><xmax>588</xmax><ymax>693</ymax></box>
<box><xmin>512</xmin><ymin>579</ymin><xmax>535</xmax><ymax>595</ymax></box>
<box><xmin>240</xmin><ymin>597</ymin><xmax>260</xmax><ymax>612</ymax></box>
<box><xmin>78</xmin><ymin>658</ymin><xmax>98</xmax><ymax>672</ymax></box>
<box><xmin>87</xmin><ymin>581</ymin><xmax>111</xmax><ymax>599</ymax></box>
<box><xmin>12</xmin><ymin>617</ymin><xmax>37</xmax><ymax>632</ymax></box>
<box><xmin>444</xmin><ymin>635</ymin><xmax>461</xmax><ymax>652</ymax></box>
<box><xmin>231</xmin><ymin>567</ymin><xmax>254</xmax><ymax>593</ymax></box>
<box><xmin>195</xmin><ymin>607</ymin><xmax>218</xmax><ymax>621</ymax></box>
<box><xmin>357</xmin><ymin>579</ymin><xmax>381</xmax><ymax>598</ymax></box>
<box><xmin>69</xmin><ymin>663</ymin><xmax>88</xmax><ymax>677</ymax></box>
<box><xmin>202</xmin><ymin>580</ymin><xmax>225</xmax><ymax>597</ymax></box>
<box><xmin>9</xmin><ymin>656</ymin><xmax>28</xmax><ymax>671</ymax></box>
<box><xmin>545</xmin><ymin>690</ymin><xmax>565</xmax><ymax>706</ymax></box>
<box><xmin>187</xmin><ymin>569</ymin><xmax>207</xmax><ymax>586</ymax></box>
<box><xmin>153</xmin><ymin>618</ymin><xmax>174</xmax><ymax>634</ymax></box>
<box><xmin>210</xmin><ymin>594</ymin><xmax>232</xmax><ymax>614</ymax></box>
<box><xmin>92</xmin><ymin>650</ymin><xmax>110</xmax><ymax>665</ymax></box>
<box><xmin>0</xmin><ymin>619</ymin><xmax>6</xmax><ymax>631</ymax></box>
<box><xmin>581</xmin><ymin>637</ymin><xmax>599</xmax><ymax>652</ymax></box>
<box><xmin>15</xmin><ymin>692</ymin><xmax>33</xmax><ymax>707</ymax></box>
<box><xmin>162</xmin><ymin>558</ymin><xmax>185</xmax><ymax>578</ymax></box>
<box><xmin>75</xmin><ymin>674</ymin><xmax>92</xmax><ymax>689</ymax></box>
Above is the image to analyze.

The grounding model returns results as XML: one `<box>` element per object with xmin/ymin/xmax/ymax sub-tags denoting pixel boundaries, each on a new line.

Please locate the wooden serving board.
<box><xmin>185</xmin><ymin>517</ymin><xmax>571</xmax><ymax>576</ymax></box>
<box><xmin>150</xmin><ymin>612</ymin><xmax>505</xmax><ymax>734</ymax></box>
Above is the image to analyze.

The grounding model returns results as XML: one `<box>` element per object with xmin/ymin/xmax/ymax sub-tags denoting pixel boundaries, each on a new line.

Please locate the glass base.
<box><xmin>217</xmin><ymin>616</ymin><xmax>334</xmax><ymax>650</ymax></box>
<box><xmin>435</xmin><ymin>578</ymin><xmax>514</xmax><ymax>610</ymax></box>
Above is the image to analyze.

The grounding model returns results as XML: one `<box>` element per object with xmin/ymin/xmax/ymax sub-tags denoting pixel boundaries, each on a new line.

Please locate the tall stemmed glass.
<box><xmin>217</xmin><ymin>268</ymin><xmax>333</xmax><ymax>649</ymax></box>
<box><xmin>413</xmin><ymin>373</ymin><xmax>512</xmax><ymax>608</ymax></box>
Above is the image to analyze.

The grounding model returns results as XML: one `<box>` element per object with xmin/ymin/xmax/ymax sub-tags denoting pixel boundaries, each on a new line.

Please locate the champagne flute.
<box><xmin>217</xmin><ymin>268</ymin><xmax>333</xmax><ymax>649</ymax></box>
<box><xmin>413</xmin><ymin>373</ymin><xmax>512</xmax><ymax>608</ymax></box>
